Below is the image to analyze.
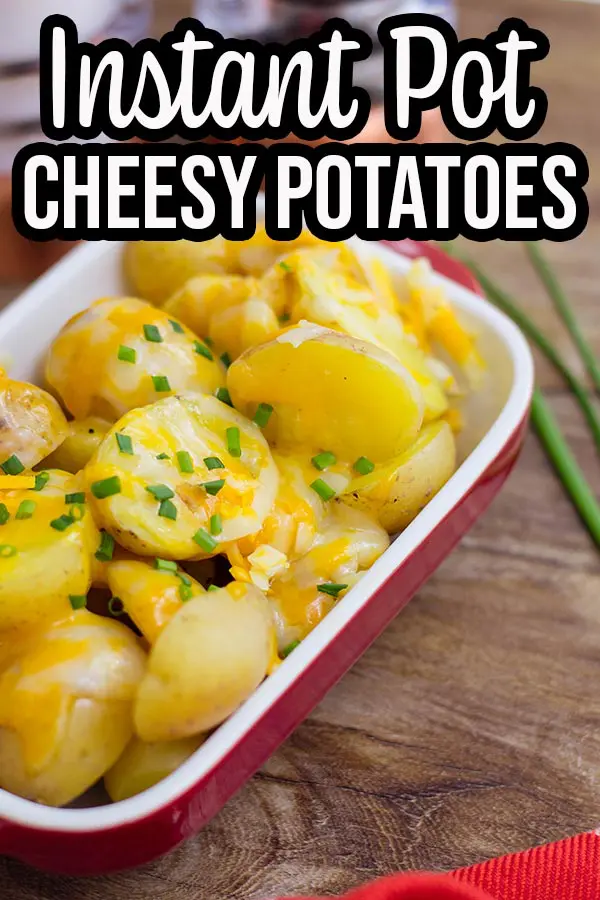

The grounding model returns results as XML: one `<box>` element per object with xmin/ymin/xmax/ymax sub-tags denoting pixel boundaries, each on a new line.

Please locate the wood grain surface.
<box><xmin>1</xmin><ymin>0</ymin><xmax>600</xmax><ymax>897</ymax></box>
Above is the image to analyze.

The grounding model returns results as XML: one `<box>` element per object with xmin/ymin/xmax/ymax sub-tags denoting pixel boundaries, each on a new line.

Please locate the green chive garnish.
<box><xmin>318</xmin><ymin>583</ymin><xmax>348</xmax><ymax>598</ymax></box>
<box><xmin>220</xmin><ymin>352</ymin><xmax>231</xmax><ymax>368</ymax></box>
<box><xmin>194</xmin><ymin>341</ymin><xmax>214</xmax><ymax>361</ymax></box>
<box><xmin>279</xmin><ymin>312</ymin><xmax>291</xmax><ymax>324</ymax></box>
<box><xmin>118</xmin><ymin>345</ymin><xmax>137</xmax><ymax>364</ymax></box>
<box><xmin>279</xmin><ymin>261</ymin><xmax>292</xmax><ymax>272</ymax></box>
<box><xmin>34</xmin><ymin>472</ymin><xmax>50</xmax><ymax>492</ymax></box>
<box><xmin>176</xmin><ymin>571</ymin><xmax>192</xmax><ymax>586</ymax></box>
<box><xmin>169</xmin><ymin>319</ymin><xmax>184</xmax><ymax>334</ymax></box>
<box><xmin>152</xmin><ymin>375</ymin><xmax>171</xmax><ymax>393</ymax></box>
<box><xmin>69</xmin><ymin>595</ymin><xmax>87</xmax><ymax>610</ymax></box>
<box><xmin>91</xmin><ymin>476</ymin><xmax>121</xmax><ymax>499</ymax></box>
<box><xmin>146</xmin><ymin>484</ymin><xmax>175</xmax><ymax>501</ymax></box>
<box><xmin>69</xmin><ymin>503</ymin><xmax>86</xmax><ymax>521</ymax></box>
<box><xmin>353</xmin><ymin>457</ymin><xmax>375</xmax><ymax>476</ymax></box>
<box><xmin>95</xmin><ymin>531</ymin><xmax>115</xmax><ymax>562</ymax></box>
<box><xmin>0</xmin><ymin>503</ymin><xmax>8</xmax><ymax>525</ymax></box>
<box><xmin>193</xmin><ymin>528</ymin><xmax>217</xmax><ymax>552</ymax></box>
<box><xmin>310</xmin><ymin>478</ymin><xmax>336</xmax><ymax>501</ymax></box>
<box><xmin>159</xmin><ymin>498</ymin><xmax>178</xmax><ymax>520</ymax></box>
<box><xmin>65</xmin><ymin>492</ymin><xmax>85</xmax><ymax>505</ymax></box>
<box><xmin>311</xmin><ymin>451</ymin><xmax>337</xmax><ymax>471</ymax></box>
<box><xmin>210</xmin><ymin>513</ymin><xmax>222</xmax><ymax>535</ymax></box>
<box><xmin>202</xmin><ymin>479</ymin><xmax>225</xmax><ymax>496</ymax></box>
<box><xmin>116</xmin><ymin>433</ymin><xmax>134</xmax><ymax>455</ymax></box>
<box><xmin>204</xmin><ymin>336</ymin><xmax>214</xmax><ymax>347</ymax></box>
<box><xmin>282</xmin><ymin>640</ymin><xmax>300</xmax><ymax>658</ymax></box>
<box><xmin>253</xmin><ymin>403</ymin><xmax>273</xmax><ymax>428</ymax></box>
<box><xmin>143</xmin><ymin>324</ymin><xmax>163</xmax><ymax>343</ymax></box>
<box><xmin>0</xmin><ymin>544</ymin><xmax>17</xmax><ymax>558</ymax></box>
<box><xmin>156</xmin><ymin>452</ymin><xmax>170</xmax><ymax>460</ymax></box>
<box><xmin>176</xmin><ymin>450</ymin><xmax>194</xmax><ymax>474</ymax></box>
<box><xmin>108</xmin><ymin>596</ymin><xmax>125</xmax><ymax>617</ymax></box>
<box><xmin>204</xmin><ymin>456</ymin><xmax>224</xmax><ymax>470</ymax></box>
<box><xmin>154</xmin><ymin>558</ymin><xmax>178</xmax><ymax>573</ymax></box>
<box><xmin>50</xmin><ymin>514</ymin><xmax>75</xmax><ymax>531</ymax></box>
<box><xmin>207</xmin><ymin>584</ymin><xmax>220</xmax><ymax>592</ymax></box>
<box><xmin>215</xmin><ymin>387</ymin><xmax>233</xmax><ymax>406</ymax></box>
<box><xmin>179</xmin><ymin>582</ymin><xmax>193</xmax><ymax>602</ymax></box>
<box><xmin>226</xmin><ymin>427</ymin><xmax>241</xmax><ymax>458</ymax></box>
<box><xmin>16</xmin><ymin>500</ymin><xmax>36</xmax><ymax>520</ymax></box>
<box><xmin>1</xmin><ymin>455</ymin><xmax>24</xmax><ymax>476</ymax></box>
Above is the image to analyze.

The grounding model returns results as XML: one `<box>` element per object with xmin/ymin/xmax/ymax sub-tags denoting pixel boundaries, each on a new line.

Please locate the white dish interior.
<box><xmin>0</xmin><ymin>232</ymin><xmax>534</xmax><ymax>831</ymax></box>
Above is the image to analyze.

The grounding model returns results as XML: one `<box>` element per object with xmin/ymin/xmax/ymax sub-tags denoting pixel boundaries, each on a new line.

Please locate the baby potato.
<box><xmin>208</xmin><ymin>298</ymin><xmax>280</xmax><ymax>362</ymax></box>
<box><xmin>338</xmin><ymin>421</ymin><xmax>457</xmax><ymax>534</ymax></box>
<box><xmin>135</xmin><ymin>582</ymin><xmax>274</xmax><ymax>741</ymax></box>
<box><xmin>164</xmin><ymin>274</ymin><xmax>261</xmax><ymax>337</ymax></box>
<box><xmin>45</xmin><ymin>297</ymin><xmax>223</xmax><ymax>421</ymax></box>
<box><xmin>85</xmin><ymin>394</ymin><xmax>278</xmax><ymax>559</ymax></box>
<box><xmin>42</xmin><ymin>416</ymin><xmax>111</xmax><ymax>473</ymax></box>
<box><xmin>0</xmin><ymin>371</ymin><xmax>68</xmax><ymax>472</ymax></box>
<box><xmin>0</xmin><ymin>470</ymin><xmax>99</xmax><ymax>633</ymax></box>
<box><xmin>105</xmin><ymin>734</ymin><xmax>205</xmax><ymax>803</ymax></box>
<box><xmin>228</xmin><ymin>324</ymin><xmax>424</xmax><ymax>462</ymax></box>
<box><xmin>0</xmin><ymin>609</ymin><xmax>146</xmax><ymax>806</ymax></box>
<box><xmin>124</xmin><ymin>239</ymin><xmax>236</xmax><ymax>305</ymax></box>
<box><xmin>107</xmin><ymin>559</ymin><xmax>206</xmax><ymax>644</ymax></box>
<box><xmin>233</xmin><ymin>226</ymin><xmax>329</xmax><ymax>277</ymax></box>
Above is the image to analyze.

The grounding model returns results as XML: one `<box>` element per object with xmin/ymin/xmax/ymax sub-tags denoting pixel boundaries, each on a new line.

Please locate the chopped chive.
<box><xmin>310</xmin><ymin>478</ymin><xmax>336</xmax><ymax>501</ymax></box>
<box><xmin>311</xmin><ymin>451</ymin><xmax>337</xmax><ymax>471</ymax></box>
<box><xmin>176</xmin><ymin>571</ymin><xmax>192</xmax><ymax>586</ymax></box>
<box><xmin>65</xmin><ymin>492</ymin><xmax>85</xmax><ymax>505</ymax></box>
<box><xmin>179</xmin><ymin>582</ymin><xmax>193</xmax><ymax>602</ymax></box>
<box><xmin>1</xmin><ymin>455</ymin><xmax>24</xmax><ymax>476</ymax></box>
<box><xmin>278</xmin><ymin>312</ymin><xmax>291</xmax><ymax>324</ymax></box>
<box><xmin>69</xmin><ymin>503</ymin><xmax>86</xmax><ymax>521</ymax></box>
<box><xmin>152</xmin><ymin>375</ymin><xmax>171</xmax><ymax>393</ymax></box>
<box><xmin>117</xmin><ymin>345</ymin><xmax>137</xmax><ymax>364</ymax></box>
<box><xmin>15</xmin><ymin>499</ymin><xmax>36</xmax><ymax>520</ymax></box>
<box><xmin>34</xmin><ymin>472</ymin><xmax>50</xmax><ymax>492</ymax></box>
<box><xmin>279</xmin><ymin>261</ymin><xmax>292</xmax><ymax>272</ymax></box>
<box><xmin>215</xmin><ymin>387</ymin><xmax>233</xmax><ymax>406</ymax></box>
<box><xmin>203</xmin><ymin>336</ymin><xmax>214</xmax><ymax>347</ymax></box>
<box><xmin>353</xmin><ymin>456</ymin><xmax>375</xmax><ymax>476</ymax></box>
<box><xmin>207</xmin><ymin>584</ymin><xmax>220</xmax><ymax>592</ymax></box>
<box><xmin>156</xmin><ymin>452</ymin><xmax>170</xmax><ymax>461</ymax></box>
<box><xmin>193</xmin><ymin>528</ymin><xmax>218</xmax><ymax>552</ymax></box>
<box><xmin>176</xmin><ymin>450</ymin><xmax>194</xmax><ymax>474</ymax></box>
<box><xmin>318</xmin><ymin>582</ymin><xmax>348</xmax><ymax>598</ymax></box>
<box><xmin>226</xmin><ymin>427</ymin><xmax>241</xmax><ymax>458</ymax></box>
<box><xmin>146</xmin><ymin>484</ymin><xmax>175</xmax><ymax>501</ymax></box>
<box><xmin>154</xmin><ymin>558</ymin><xmax>178</xmax><ymax>573</ymax></box>
<box><xmin>0</xmin><ymin>544</ymin><xmax>17</xmax><ymax>558</ymax></box>
<box><xmin>116</xmin><ymin>433</ymin><xmax>134</xmax><ymax>455</ymax></box>
<box><xmin>220</xmin><ymin>352</ymin><xmax>231</xmax><ymax>368</ymax></box>
<box><xmin>209</xmin><ymin>513</ymin><xmax>222</xmax><ymax>535</ymax></box>
<box><xmin>95</xmin><ymin>531</ymin><xmax>115</xmax><ymax>562</ymax></box>
<box><xmin>282</xmin><ymin>639</ymin><xmax>300</xmax><ymax>658</ymax></box>
<box><xmin>194</xmin><ymin>341</ymin><xmax>214</xmax><ymax>361</ymax></box>
<box><xmin>253</xmin><ymin>403</ymin><xmax>273</xmax><ymax>428</ymax></box>
<box><xmin>143</xmin><ymin>324</ymin><xmax>163</xmax><ymax>343</ymax></box>
<box><xmin>50</xmin><ymin>514</ymin><xmax>75</xmax><ymax>532</ymax></box>
<box><xmin>0</xmin><ymin>503</ymin><xmax>8</xmax><ymax>525</ymax></box>
<box><xmin>158</xmin><ymin>498</ymin><xmax>178</xmax><ymax>520</ymax></box>
<box><xmin>202</xmin><ymin>479</ymin><xmax>225</xmax><ymax>496</ymax></box>
<box><xmin>108</xmin><ymin>596</ymin><xmax>125</xmax><ymax>617</ymax></box>
<box><xmin>91</xmin><ymin>476</ymin><xmax>121</xmax><ymax>499</ymax></box>
<box><xmin>169</xmin><ymin>319</ymin><xmax>184</xmax><ymax>334</ymax></box>
<box><xmin>204</xmin><ymin>456</ymin><xmax>224</xmax><ymax>470</ymax></box>
<box><xmin>69</xmin><ymin>595</ymin><xmax>87</xmax><ymax>610</ymax></box>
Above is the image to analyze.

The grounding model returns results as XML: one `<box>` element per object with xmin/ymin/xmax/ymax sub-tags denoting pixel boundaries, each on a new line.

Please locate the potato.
<box><xmin>163</xmin><ymin>274</ymin><xmax>260</xmax><ymax>337</ymax></box>
<box><xmin>208</xmin><ymin>298</ymin><xmax>280</xmax><ymax>362</ymax></box>
<box><xmin>0</xmin><ymin>371</ymin><xmax>68</xmax><ymax>472</ymax></box>
<box><xmin>135</xmin><ymin>583</ymin><xmax>274</xmax><ymax>741</ymax></box>
<box><xmin>104</xmin><ymin>734</ymin><xmax>205</xmax><ymax>802</ymax></box>
<box><xmin>85</xmin><ymin>394</ymin><xmax>278</xmax><ymax>559</ymax></box>
<box><xmin>227</xmin><ymin>324</ymin><xmax>424</xmax><ymax>461</ymax></box>
<box><xmin>0</xmin><ymin>470</ymin><xmax>99</xmax><ymax>633</ymax></box>
<box><xmin>338</xmin><ymin>421</ymin><xmax>456</xmax><ymax>533</ymax></box>
<box><xmin>124</xmin><ymin>239</ymin><xmax>235</xmax><ymax>305</ymax></box>
<box><xmin>232</xmin><ymin>226</ymin><xmax>328</xmax><ymax>277</ymax></box>
<box><xmin>107</xmin><ymin>559</ymin><xmax>206</xmax><ymax>644</ymax></box>
<box><xmin>0</xmin><ymin>610</ymin><xmax>146</xmax><ymax>806</ymax></box>
<box><xmin>45</xmin><ymin>297</ymin><xmax>223</xmax><ymax>420</ymax></box>
<box><xmin>42</xmin><ymin>416</ymin><xmax>111</xmax><ymax>473</ymax></box>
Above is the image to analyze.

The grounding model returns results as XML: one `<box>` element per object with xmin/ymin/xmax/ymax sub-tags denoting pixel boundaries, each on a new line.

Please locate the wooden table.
<box><xmin>2</xmin><ymin>0</ymin><xmax>600</xmax><ymax>896</ymax></box>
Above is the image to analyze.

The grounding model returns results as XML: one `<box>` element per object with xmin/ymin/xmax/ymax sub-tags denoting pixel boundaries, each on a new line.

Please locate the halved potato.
<box><xmin>135</xmin><ymin>583</ymin><xmax>274</xmax><ymax>741</ymax></box>
<box><xmin>42</xmin><ymin>416</ymin><xmax>111</xmax><ymax>473</ymax></box>
<box><xmin>124</xmin><ymin>239</ymin><xmax>236</xmax><ymax>305</ymax></box>
<box><xmin>208</xmin><ymin>298</ymin><xmax>280</xmax><ymax>362</ymax></box>
<box><xmin>0</xmin><ymin>371</ymin><xmax>68</xmax><ymax>472</ymax></box>
<box><xmin>227</xmin><ymin>324</ymin><xmax>424</xmax><ymax>461</ymax></box>
<box><xmin>45</xmin><ymin>297</ymin><xmax>223</xmax><ymax>421</ymax></box>
<box><xmin>0</xmin><ymin>609</ymin><xmax>146</xmax><ymax>806</ymax></box>
<box><xmin>163</xmin><ymin>274</ymin><xmax>260</xmax><ymax>337</ymax></box>
<box><xmin>232</xmin><ymin>226</ymin><xmax>329</xmax><ymax>277</ymax></box>
<box><xmin>105</xmin><ymin>734</ymin><xmax>205</xmax><ymax>802</ymax></box>
<box><xmin>338</xmin><ymin>421</ymin><xmax>456</xmax><ymax>533</ymax></box>
<box><xmin>84</xmin><ymin>394</ymin><xmax>278</xmax><ymax>559</ymax></box>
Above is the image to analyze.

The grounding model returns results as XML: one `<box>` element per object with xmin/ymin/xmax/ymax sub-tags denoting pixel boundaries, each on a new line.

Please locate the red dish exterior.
<box><xmin>0</xmin><ymin>243</ymin><xmax>530</xmax><ymax>875</ymax></box>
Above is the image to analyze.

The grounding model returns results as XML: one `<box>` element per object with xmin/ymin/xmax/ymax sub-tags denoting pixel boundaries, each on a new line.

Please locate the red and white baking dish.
<box><xmin>0</xmin><ymin>232</ymin><xmax>534</xmax><ymax>875</ymax></box>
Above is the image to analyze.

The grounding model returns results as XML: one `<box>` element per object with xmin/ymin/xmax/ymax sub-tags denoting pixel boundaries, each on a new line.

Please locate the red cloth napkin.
<box><xmin>284</xmin><ymin>831</ymin><xmax>600</xmax><ymax>900</ymax></box>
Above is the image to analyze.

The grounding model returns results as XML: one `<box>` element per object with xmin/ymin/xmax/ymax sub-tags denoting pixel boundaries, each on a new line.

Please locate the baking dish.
<box><xmin>0</xmin><ymin>231</ymin><xmax>534</xmax><ymax>875</ymax></box>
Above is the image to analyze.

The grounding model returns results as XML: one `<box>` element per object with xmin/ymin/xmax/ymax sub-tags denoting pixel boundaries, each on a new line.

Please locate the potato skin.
<box><xmin>104</xmin><ymin>734</ymin><xmax>205</xmax><ymax>803</ymax></box>
<box><xmin>124</xmin><ymin>239</ymin><xmax>234</xmax><ymax>305</ymax></box>
<box><xmin>42</xmin><ymin>416</ymin><xmax>111</xmax><ymax>473</ymax></box>
<box><xmin>0</xmin><ymin>373</ymin><xmax>68</xmax><ymax>471</ymax></box>
<box><xmin>338</xmin><ymin>421</ymin><xmax>456</xmax><ymax>534</ymax></box>
<box><xmin>134</xmin><ymin>583</ymin><xmax>274</xmax><ymax>742</ymax></box>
